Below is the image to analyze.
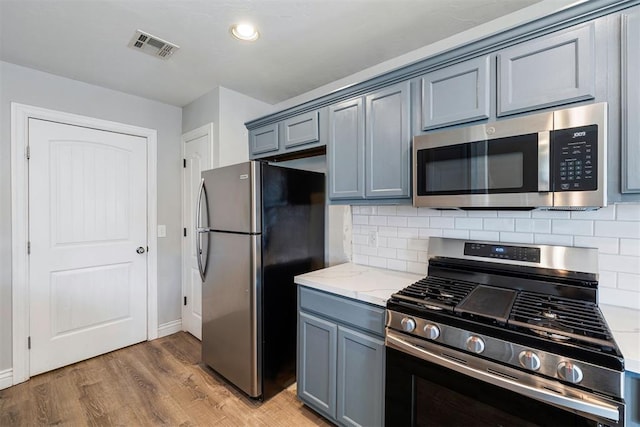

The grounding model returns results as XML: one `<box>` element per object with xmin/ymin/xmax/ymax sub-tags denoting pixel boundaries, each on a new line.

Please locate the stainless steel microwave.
<box><xmin>413</xmin><ymin>102</ymin><xmax>607</xmax><ymax>210</ymax></box>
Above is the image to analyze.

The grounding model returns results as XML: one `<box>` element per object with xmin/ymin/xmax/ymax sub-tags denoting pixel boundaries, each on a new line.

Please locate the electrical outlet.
<box><xmin>368</xmin><ymin>230</ymin><xmax>378</xmax><ymax>247</ymax></box>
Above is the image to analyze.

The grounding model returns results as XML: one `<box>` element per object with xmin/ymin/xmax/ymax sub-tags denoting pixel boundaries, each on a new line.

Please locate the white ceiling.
<box><xmin>0</xmin><ymin>0</ymin><xmax>542</xmax><ymax>107</ymax></box>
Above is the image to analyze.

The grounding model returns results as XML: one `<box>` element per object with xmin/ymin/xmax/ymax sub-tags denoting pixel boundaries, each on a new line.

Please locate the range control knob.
<box><xmin>423</xmin><ymin>323</ymin><xmax>440</xmax><ymax>340</ymax></box>
<box><xmin>519</xmin><ymin>350</ymin><xmax>541</xmax><ymax>371</ymax></box>
<box><xmin>557</xmin><ymin>361</ymin><xmax>584</xmax><ymax>384</ymax></box>
<box><xmin>400</xmin><ymin>317</ymin><xmax>416</xmax><ymax>332</ymax></box>
<box><xmin>465</xmin><ymin>336</ymin><xmax>485</xmax><ymax>354</ymax></box>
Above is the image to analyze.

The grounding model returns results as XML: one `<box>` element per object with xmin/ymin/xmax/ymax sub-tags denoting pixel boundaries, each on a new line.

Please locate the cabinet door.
<box><xmin>622</xmin><ymin>7</ymin><xmax>640</xmax><ymax>193</ymax></box>
<box><xmin>298</xmin><ymin>312</ymin><xmax>337</xmax><ymax>419</ymax></box>
<box><xmin>283</xmin><ymin>110</ymin><xmax>319</xmax><ymax>149</ymax></box>
<box><xmin>249</xmin><ymin>123</ymin><xmax>279</xmax><ymax>156</ymax></box>
<box><xmin>337</xmin><ymin>326</ymin><xmax>385</xmax><ymax>427</ymax></box>
<box><xmin>365</xmin><ymin>82</ymin><xmax>411</xmax><ymax>199</ymax></box>
<box><xmin>497</xmin><ymin>23</ymin><xmax>596</xmax><ymax>116</ymax></box>
<box><xmin>421</xmin><ymin>56</ymin><xmax>490</xmax><ymax>130</ymax></box>
<box><xmin>328</xmin><ymin>98</ymin><xmax>365</xmax><ymax>200</ymax></box>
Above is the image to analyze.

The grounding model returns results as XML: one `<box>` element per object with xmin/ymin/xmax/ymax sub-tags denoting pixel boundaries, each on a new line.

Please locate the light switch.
<box><xmin>157</xmin><ymin>224</ymin><xmax>166</xmax><ymax>238</ymax></box>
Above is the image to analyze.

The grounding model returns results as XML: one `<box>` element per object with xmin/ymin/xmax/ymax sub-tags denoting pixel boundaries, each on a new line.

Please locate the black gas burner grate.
<box><xmin>509</xmin><ymin>292</ymin><xmax>614</xmax><ymax>348</ymax></box>
<box><xmin>392</xmin><ymin>276</ymin><xmax>474</xmax><ymax>312</ymax></box>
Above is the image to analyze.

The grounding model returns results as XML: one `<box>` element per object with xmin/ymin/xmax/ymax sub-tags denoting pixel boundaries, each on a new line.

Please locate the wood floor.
<box><xmin>0</xmin><ymin>332</ymin><xmax>334</xmax><ymax>426</ymax></box>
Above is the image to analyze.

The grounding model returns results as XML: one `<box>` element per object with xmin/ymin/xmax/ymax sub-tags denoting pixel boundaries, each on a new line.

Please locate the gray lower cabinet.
<box><xmin>297</xmin><ymin>287</ymin><xmax>386</xmax><ymax>427</ymax></box>
<box><xmin>621</xmin><ymin>6</ymin><xmax>640</xmax><ymax>193</ymax></box>
<box><xmin>328</xmin><ymin>81</ymin><xmax>410</xmax><ymax>202</ymax></box>
<box><xmin>497</xmin><ymin>22</ymin><xmax>596</xmax><ymax>116</ymax></box>
<box><xmin>420</xmin><ymin>55</ymin><xmax>491</xmax><ymax>130</ymax></box>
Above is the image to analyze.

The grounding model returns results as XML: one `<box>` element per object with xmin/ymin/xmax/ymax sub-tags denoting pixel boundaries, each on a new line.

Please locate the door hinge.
<box><xmin>28</xmin><ymin>336</ymin><xmax>31</xmax><ymax>349</ymax></box>
<box><xmin>27</xmin><ymin>241</ymin><xmax>31</xmax><ymax>254</ymax></box>
<box><xmin>183</xmin><ymin>227</ymin><xmax>187</xmax><ymax>237</ymax></box>
<box><xmin>183</xmin><ymin>158</ymin><xmax>186</xmax><ymax>168</ymax></box>
<box><xmin>184</xmin><ymin>296</ymin><xmax>187</xmax><ymax>306</ymax></box>
<box><xmin>26</xmin><ymin>146</ymin><xmax>31</xmax><ymax>159</ymax></box>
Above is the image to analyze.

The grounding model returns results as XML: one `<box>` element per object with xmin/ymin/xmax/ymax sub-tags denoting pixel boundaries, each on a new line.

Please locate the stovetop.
<box><xmin>386</xmin><ymin>238</ymin><xmax>625</xmax><ymax>372</ymax></box>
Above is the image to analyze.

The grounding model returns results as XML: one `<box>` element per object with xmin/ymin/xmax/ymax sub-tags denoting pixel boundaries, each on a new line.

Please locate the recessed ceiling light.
<box><xmin>230</xmin><ymin>23</ymin><xmax>259</xmax><ymax>41</ymax></box>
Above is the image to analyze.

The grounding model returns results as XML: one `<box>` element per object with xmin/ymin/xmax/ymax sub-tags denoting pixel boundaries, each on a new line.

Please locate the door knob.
<box><xmin>136</xmin><ymin>247</ymin><xmax>146</xmax><ymax>254</ymax></box>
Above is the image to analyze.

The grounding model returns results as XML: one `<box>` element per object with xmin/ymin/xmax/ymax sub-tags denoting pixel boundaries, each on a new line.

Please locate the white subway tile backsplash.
<box><xmin>533</xmin><ymin>234</ymin><xmax>573</xmax><ymax>246</ymax></box>
<box><xmin>430</xmin><ymin>217</ymin><xmax>455</xmax><ymax>229</ymax></box>
<box><xmin>387</xmin><ymin>216</ymin><xmax>408</xmax><ymax>227</ymax></box>
<box><xmin>515</xmin><ymin>219</ymin><xmax>551</xmax><ymax>234</ymax></box>
<box><xmin>600</xmin><ymin>254</ymin><xmax>640</xmax><ymax>275</ymax></box>
<box><xmin>455</xmin><ymin>217</ymin><xmax>483</xmax><ymax>230</ymax></box>
<box><xmin>469</xmin><ymin>230</ymin><xmax>500</xmax><ymax>241</ymax></box>
<box><xmin>396</xmin><ymin>206</ymin><xmax>418</xmax><ymax>216</ymax></box>
<box><xmin>352</xmin><ymin>215</ymin><xmax>369</xmax><ymax>225</ymax></box>
<box><xmin>351</xmin><ymin>203</ymin><xmax>640</xmax><ymax>310</ymax></box>
<box><xmin>500</xmin><ymin>232</ymin><xmax>534</xmax><ymax>243</ymax></box>
<box><xmin>552</xmin><ymin>219</ymin><xmax>593</xmax><ymax>236</ymax></box>
<box><xmin>387</xmin><ymin>238</ymin><xmax>408</xmax><ymax>249</ymax></box>
<box><xmin>443</xmin><ymin>229</ymin><xmax>470</xmax><ymax>239</ymax></box>
<box><xmin>616</xmin><ymin>204</ymin><xmax>640</xmax><ymax>221</ymax></box>
<box><xmin>598</xmin><ymin>270</ymin><xmax>617</xmax><ymax>289</ymax></box>
<box><xmin>377</xmin><ymin>206</ymin><xmax>397</xmax><ymax>216</ymax></box>
<box><xmin>620</xmin><ymin>239</ymin><xmax>640</xmax><ymax>256</ymax></box>
<box><xmin>397</xmin><ymin>249</ymin><xmax>418</xmax><ymax>261</ymax></box>
<box><xmin>407</xmin><ymin>217</ymin><xmax>429</xmax><ymax>228</ymax></box>
<box><xmin>484</xmin><ymin>218</ymin><xmax>515</xmax><ymax>231</ymax></box>
<box><xmin>573</xmin><ymin>236</ymin><xmax>619</xmax><ymax>254</ymax></box>
<box><xmin>618</xmin><ymin>273</ymin><xmax>640</xmax><ymax>291</ymax></box>
<box><xmin>398</xmin><ymin>228</ymin><xmax>419</xmax><ymax>239</ymax></box>
<box><xmin>595</xmin><ymin>221</ymin><xmax>640</xmax><ymax>238</ymax></box>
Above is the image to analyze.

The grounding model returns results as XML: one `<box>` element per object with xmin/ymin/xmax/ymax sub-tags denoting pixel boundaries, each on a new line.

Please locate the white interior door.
<box><xmin>182</xmin><ymin>125</ymin><xmax>213</xmax><ymax>340</ymax></box>
<box><xmin>28</xmin><ymin>118</ymin><xmax>148</xmax><ymax>376</ymax></box>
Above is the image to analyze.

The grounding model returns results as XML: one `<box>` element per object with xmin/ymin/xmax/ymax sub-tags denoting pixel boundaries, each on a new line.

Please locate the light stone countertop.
<box><xmin>295</xmin><ymin>262</ymin><xmax>640</xmax><ymax>375</ymax></box>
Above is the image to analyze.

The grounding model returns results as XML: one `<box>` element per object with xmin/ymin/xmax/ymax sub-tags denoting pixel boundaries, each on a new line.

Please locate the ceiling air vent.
<box><xmin>128</xmin><ymin>30</ymin><xmax>179</xmax><ymax>60</ymax></box>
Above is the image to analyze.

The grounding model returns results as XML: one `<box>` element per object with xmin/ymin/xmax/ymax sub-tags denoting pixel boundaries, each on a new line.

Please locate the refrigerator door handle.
<box><xmin>196</xmin><ymin>178</ymin><xmax>208</xmax><ymax>282</ymax></box>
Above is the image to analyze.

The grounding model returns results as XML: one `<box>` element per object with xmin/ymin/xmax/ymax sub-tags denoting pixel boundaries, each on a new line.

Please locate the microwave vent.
<box><xmin>128</xmin><ymin>30</ymin><xmax>179</xmax><ymax>60</ymax></box>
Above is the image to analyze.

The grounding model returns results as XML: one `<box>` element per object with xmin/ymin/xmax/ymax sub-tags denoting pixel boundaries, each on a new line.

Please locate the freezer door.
<box><xmin>201</xmin><ymin>161</ymin><xmax>261</xmax><ymax>234</ymax></box>
<box><xmin>201</xmin><ymin>231</ymin><xmax>261</xmax><ymax>397</ymax></box>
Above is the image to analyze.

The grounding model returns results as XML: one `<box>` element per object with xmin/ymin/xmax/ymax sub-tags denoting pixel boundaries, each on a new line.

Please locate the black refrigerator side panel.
<box><xmin>261</xmin><ymin>163</ymin><xmax>325</xmax><ymax>400</ymax></box>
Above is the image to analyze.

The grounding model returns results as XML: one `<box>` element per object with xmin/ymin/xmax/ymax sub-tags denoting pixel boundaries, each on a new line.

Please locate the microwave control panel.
<box><xmin>552</xmin><ymin>125</ymin><xmax>598</xmax><ymax>192</ymax></box>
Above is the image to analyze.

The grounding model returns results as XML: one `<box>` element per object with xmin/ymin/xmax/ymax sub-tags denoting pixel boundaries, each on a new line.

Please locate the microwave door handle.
<box><xmin>196</xmin><ymin>178</ymin><xmax>208</xmax><ymax>282</ymax></box>
<box><xmin>538</xmin><ymin>131</ymin><xmax>551</xmax><ymax>192</ymax></box>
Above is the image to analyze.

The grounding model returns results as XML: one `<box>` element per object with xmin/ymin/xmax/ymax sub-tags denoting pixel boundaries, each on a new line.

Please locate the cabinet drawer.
<box><xmin>299</xmin><ymin>287</ymin><xmax>385</xmax><ymax>337</ymax></box>
<box><xmin>283</xmin><ymin>111</ymin><xmax>319</xmax><ymax>148</ymax></box>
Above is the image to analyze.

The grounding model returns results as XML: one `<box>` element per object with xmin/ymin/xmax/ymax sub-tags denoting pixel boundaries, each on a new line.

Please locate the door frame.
<box><xmin>181</xmin><ymin>122</ymin><xmax>214</xmax><ymax>337</ymax></box>
<box><xmin>10</xmin><ymin>102</ymin><xmax>158</xmax><ymax>385</ymax></box>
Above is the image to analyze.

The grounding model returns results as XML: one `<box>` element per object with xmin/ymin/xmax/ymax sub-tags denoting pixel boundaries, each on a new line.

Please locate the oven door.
<box><xmin>385</xmin><ymin>331</ymin><xmax>624</xmax><ymax>427</ymax></box>
<box><xmin>412</xmin><ymin>112</ymin><xmax>553</xmax><ymax>209</ymax></box>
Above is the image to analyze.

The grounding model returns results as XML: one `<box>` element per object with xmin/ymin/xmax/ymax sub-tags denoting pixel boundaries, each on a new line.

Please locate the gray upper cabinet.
<box><xmin>621</xmin><ymin>6</ymin><xmax>640</xmax><ymax>193</ymax></box>
<box><xmin>283</xmin><ymin>110</ymin><xmax>320</xmax><ymax>149</ymax></box>
<box><xmin>365</xmin><ymin>82</ymin><xmax>411</xmax><ymax>199</ymax></box>
<box><xmin>497</xmin><ymin>22</ymin><xmax>596</xmax><ymax>116</ymax></box>
<box><xmin>328</xmin><ymin>98</ymin><xmax>365</xmax><ymax>200</ymax></box>
<box><xmin>249</xmin><ymin>123</ymin><xmax>279</xmax><ymax>156</ymax></box>
<box><xmin>328</xmin><ymin>81</ymin><xmax>411</xmax><ymax>202</ymax></box>
<box><xmin>421</xmin><ymin>56</ymin><xmax>491</xmax><ymax>130</ymax></box>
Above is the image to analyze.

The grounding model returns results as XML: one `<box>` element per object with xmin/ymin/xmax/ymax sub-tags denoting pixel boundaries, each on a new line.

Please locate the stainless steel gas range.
<box><xmin>385</xmin><ymin>237</ymin><xmax>625</xmax><ymax>427</ymax></box>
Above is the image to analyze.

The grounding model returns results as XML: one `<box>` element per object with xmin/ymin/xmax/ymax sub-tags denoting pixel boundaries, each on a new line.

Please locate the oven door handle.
<box><xmin>386</xmin><ymin>332</ymin><xmax>620</xmax><ymax>423</ymax></box>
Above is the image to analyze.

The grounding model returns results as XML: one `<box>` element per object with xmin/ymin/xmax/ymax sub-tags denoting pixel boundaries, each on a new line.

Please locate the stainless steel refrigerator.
<box><xmin>196</xmin><ymin>161</ymin><xmax>325</xmax><ymax>400</ymax></box>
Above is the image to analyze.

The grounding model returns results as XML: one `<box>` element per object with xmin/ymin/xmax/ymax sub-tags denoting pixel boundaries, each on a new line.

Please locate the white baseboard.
<box><xmin>157</xmin><ymin>319</ymin><xmax>182</xmax><ymax>338</ymax></box>
<box><xmin>0</xmin><ymin>369</ymin><xmax>13</xmax><ymax>390</ymax></box>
